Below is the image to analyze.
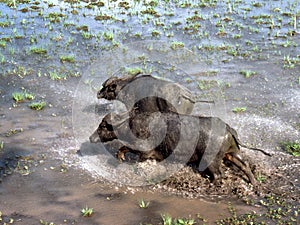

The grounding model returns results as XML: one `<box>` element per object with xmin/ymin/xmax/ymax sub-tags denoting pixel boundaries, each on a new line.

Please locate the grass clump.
<box><xmin>256</xmin><ymin>172</ymin><xmax>267</xmax><ymax>183</ymax></box>
<box><xmin>217</xmin><ymin>195</ymin><xmax>299</xmax><ymax>224</ymax></box>
<box><xmin>82</xmin><ymin>32</ymin><xmax>93</xmax><ymax>39</ymax></box>
<box><xmin>239</xmin><ymin>70</ymin><xmax>256</xmax><ymax>78</ymax></box>
<box><xmin>103</xmin><ymin>31</ymin><xmax>114</xmax><ymax>41</ymax></box>
<box><xmin>232</xmin><ymin>107</ymin><xmax>247</xmax><ymax>113</ymax></box>
<box><xmin>47</xmin><ymin>12</ymin><xmax>66</xmax><ymax>23</ymax></box>
<box><xmin>5</xmin><ymin>128</ymin><xmax>23</xmax><ymax>137</ymax></box>
<box><xmin>125</xmin><ymin>67</ymin><xmax>143</xmax><ymax>76</ymax></box>
<box><xmin>151</xmin><ymin>29</ymin><xmax>161</xmax><ymax>37</ymax></box>
<box><xmin>49</xmin><ymin>71</ymin><xmax>66</xmax><ymax>80</ymax></box>
<box><xmin>138</xmin><ymin>199</ymin><xmax>150</xmax><ymax>209</ymax></box>
<box><xmin>280</xmin><ymin>141</ymin><xmax>300</xmax><ymax>157</ymax></box>
<box><xmin>161</xmin><ymin>214</ymin><xmax>195</xmax><ymax>225</ymax></box>
<box><xmin>12</xmin><ymin>91</ymin><xmax>35</xmax><ymax>102</ymax></box>
<box><xmin>12</xmin><ymin>92</ymin><xmax>25</xmax><ymax>102</ymax></box>
<box><xmin>30</xmin><ymin>47</ymin><xmax>47</xmax><ymax>54</ymax></box>
<box><xmin>197</xmin><ymin>80</ymin><xmax>218</xmax><ymax>90</ymax></box>
<box><xmin>60</xmin><ymin>55</ymin><xmax>75</xmax><ymax>63</ymax></box>
<box><xmin>25</xmin><ymin>92</ymin><xmax>35</xmax><ymax>100</ymax></box>
<box><xmin>170</xmin><ymin>41</ymin><xmax>184</xmax><ymax>50</ymax></box>
<box><xmin>40</xmin><ymin>219</ymin><xmax>55</xmax><ymax>225</ymax></box>
<box><xmin>0</xmin><ymin>21</ymin><xmax>10</xmax><ymax>27</ymax></box>
<box><xmin>0</xmin><ymin>40</ymin><xmax>6</xmax><ymax>48</ymax></box>
<box><xmin>283</xmin><ymin>55</ymin><xmax>300</xmax><ymax>69</ymax></box>
<box><xmin>28</xmin><ymin>101</ymin><xmax>46</xmax><ymax>110</ymax></box>
<box><xmin>81</xmin><ymin>206</ymin><xmax>93</xmax><ymax>217</ymax></box>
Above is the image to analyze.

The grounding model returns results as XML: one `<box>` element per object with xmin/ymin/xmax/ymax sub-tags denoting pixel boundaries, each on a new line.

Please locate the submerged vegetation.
<box><xmin>0</xmin><ymin>0</ymin><xmax>298</xmax><ymax>79</ymax></box>
<box><xmin>28</xmin><ymin>101</ymin><xmax>46</xmax><ymax>110</ymax></box>
<box><xmin>29</xmin><ymin>46</ymin><xmax>47</xmax><ymax>55</ymax></box>
<box><xmin>140</xmin><ymin>194</ymin><xmax>299</xmax><ymax>224</ymax></box>
<box><xmin>280</xmin><ymin>141</ymin><xmax>300</xmax><ymax>157</ymax></box>
<box><xmin>12</xmin><ymin>91</ymin><xmax>35</xmax><ymax>103</ymax></box>
<box><xmin>161</xmin><ymin>214</ymin><xmax>195</xmax><ymax>225</ymax></box>
<box><xmin>60</xmin><ymin>55</ymin><xmax>75</xmax><ymax>63</ymax></box>
<box><xmin>125</xmin><ymin>66</ymin><xmax>143</xmax><ymax>76</ymax></box>
<box><xmin>12</xmin><ymin>91</ymin><xmax>25</xmax><ymax>103</ymax></box>
<box><xmin>49</xmin><ymin>71</ymin><xmax>66</xmax><ymax>80</ymax></box>
<box><xmin>138</xmin><ymin>199</ymin><xmax>150</xmax><ymax>209</ymax></box>
<box><xmin>216</xmin><ymin>195</ymin><xmax>299</xmax><ymax>225</ymax></box>
<box><xmin>81</xmin><ymin>206</ymin><xmax>94</xmax><ymax>217</ymax></box>
<box><xmin>239</xmin><ymin>70</ymin><xmax>257</xmax><ymax>78</ymax></box>
<box><xmin>232</xmin><ymin>107</ymin><xmax>247</xmax><ymax>113</ymax></box>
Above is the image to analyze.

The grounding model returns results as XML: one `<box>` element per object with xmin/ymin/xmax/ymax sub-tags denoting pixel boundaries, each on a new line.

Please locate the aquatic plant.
<box><xmin>82</xmin><ymin>32</ymin><xmax>93</xmax><ymax>39</ymax></box>
<box><xmin>151</xmin><ymin>29</ymin><xmax>161</xmax><ymax>37</ymax></box>
<box><xmin>81</xmin><ymin>206</ymin><xmax>93</xmax><ymax>217</ymax></box>
<box><xmin>103</xmin><ymin>31</ymin><xmax>114</xmax><ymax>41</ymax></box>
<box><xmin>161</xmin><ymin>214</ymin><xmax>196</xmax><ymax>225</ymax></box>
<box><xmin>0</xmin><ymin>40</ymin><xmax>6</xmax><ymax>48</ymax></box>
<box><xmin>30</xmin><ymin>47</ymin><xmax>47</xmax><ymax>54</ymax></box>
<box><xmin>256</xmin><ymin>171</ymin><xmax>267</xmax><ymax>183</ymax></box>
<box><xmin>125</xmin><ymin>67</ymin><xmax>143</xmax><ymax>76</ymax></box>
<box><xmin>283</xmin><ymin>55</ymin><xmax>300</xmax><ymax>69</ymax></box>
<box><xmin>28</xmin><ymin>101</ymin><xmax>46</xmax><ymax>110</ymax></box>
<box><xmin>232</xmin><ymin>107</ymin><xmax>247</xmax><ymax>113</ymax></box>
<box><xmin>239</xmin><ymin>70</ymin><xmax>257</xmax><ymax>78</ymax></box>
<box><xmin>47</xmin><ymin>12</ymin><xmax>66</xmax><ymax>23</ymax></box>
<box><xmin>49</xmin><ymin>71</ymin><xmax>66</xmax><ymax>80</ymax></box>
<box><xmin>0</xmin><ymin>21</ymin><xmax>10</xmax><ymax>28</ymax></box>
<box><xmin>6</xmin><ymin>128</ymin><xmax>23</xmax><ymax>137</ymax></box>
<box><xmin>0</xmin><ymin>211</ymin><xmax>13</xmax><ymax>224</ymax></box>
<box><xmin>170</xmin><ymin>41</ymin><xmax>184</xmax><ymax>50</ymax></box>
<box><xmin>280</xmin><ymin>141</ymin><xmax>300</xmax><ymax>157</ymax></box>
<box><xmin>138</xmin><ymin>199</ymin><xmax>150</xmax><ymax>209</ymax></box>
<box><xmin>198</xmin><ymin>80</ymin><xmax>218</xmax><ymax>90</ymax></box>
<box><xmin>40</xmin><ymin>219</ymin><xmax>55</xmax><ymax>225</ymax></box>
<box><xmin>216</xmin><ymin>195</ymin><xmax>299</xmax><ymax>224</ymax></box>
<box><xmin>12</xmin><ymin>92</ymin><xmax>25</xmax><ymax>102</ymax></box>
<box><xmin>60</xmin><ymin>55</ymin><xmax>75</xmax><ymax>63</ymax></box>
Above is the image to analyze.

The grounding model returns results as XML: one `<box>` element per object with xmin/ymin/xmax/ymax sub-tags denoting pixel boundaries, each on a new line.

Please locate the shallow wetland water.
<box><xmin>0</xmin><ymin>0</ymin><xmax>299</xmax><ymax>224</ymax></box>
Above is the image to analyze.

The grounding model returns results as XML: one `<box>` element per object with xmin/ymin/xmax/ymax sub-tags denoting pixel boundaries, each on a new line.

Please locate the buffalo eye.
<box><xmin>100</xmin><ymin>121</ymin><xmax>107</xmax><ymax>128</ymax></box>
<box><xmin>108</xmin><ymin>83</ymin><xmax>117</xmax><ymax>92</ymax></box>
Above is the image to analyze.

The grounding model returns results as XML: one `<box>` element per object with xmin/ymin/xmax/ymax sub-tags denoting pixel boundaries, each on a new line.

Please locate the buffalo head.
<box><xmin>97</xmin><ymin>76</ymin><xmax>135</xmax><ymax>100</ymax></box>
<box><xmin>89</xmin><ymin>112</ymin><xmax>130</xmax><ymax>143</ymax></box>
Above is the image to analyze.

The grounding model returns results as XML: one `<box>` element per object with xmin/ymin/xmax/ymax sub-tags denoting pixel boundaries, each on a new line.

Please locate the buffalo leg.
<box><xmin>116</xmin><ymin>146</ymin><xmax>143</xmax><ymax>161</ymax></box>
<box><xmin>206</xmin><ymin>151</ymin><xmax>225</xmax><ymax>184</ymax></box>
<box><xmin>116</xmin><ymin>146</ymin><xmax>155</xmax><ymax>162</ymax></box>
<box><xmin>206</xmin><ymin>164</ymin><xmax>223</xmax><ymax>184</ymax></box>
<box><xmin>116</xmin><ymin>146</ymin><xmax>131</xmax><ymax>161</ymax></box>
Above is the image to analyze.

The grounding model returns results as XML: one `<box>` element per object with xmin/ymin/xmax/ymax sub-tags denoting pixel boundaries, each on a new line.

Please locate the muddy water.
<box><xmin>0</xmin><ymin>164</ymin><xmax>257</xmax><ymax>224</ymax></box>
<box><xmin>1</xmin><ymin>0</ymin><xmax>300</xmax><ymax>224</ymax></box>
<box><xmin>0</xmin><ymin>66</ymin><xmax>255</xmax><ymax>224</ymax></box>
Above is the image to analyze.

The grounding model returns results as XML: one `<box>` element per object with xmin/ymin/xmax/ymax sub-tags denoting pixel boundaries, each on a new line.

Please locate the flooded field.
<box><xmin>0</xmin><ymin>0</ymin><xmax>299</xmax><ymax>224</ymax></box>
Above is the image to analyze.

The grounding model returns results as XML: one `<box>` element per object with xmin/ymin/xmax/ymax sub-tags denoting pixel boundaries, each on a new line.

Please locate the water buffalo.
<box><xmin>89</xmin><ymin>112</ymin><xmax>262</xmax><ymax>186</ymax></box>
<box><xmin>97</xmin><ymin>75</ymin><xmax>210</xmax><ymax>115</ymax></box>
